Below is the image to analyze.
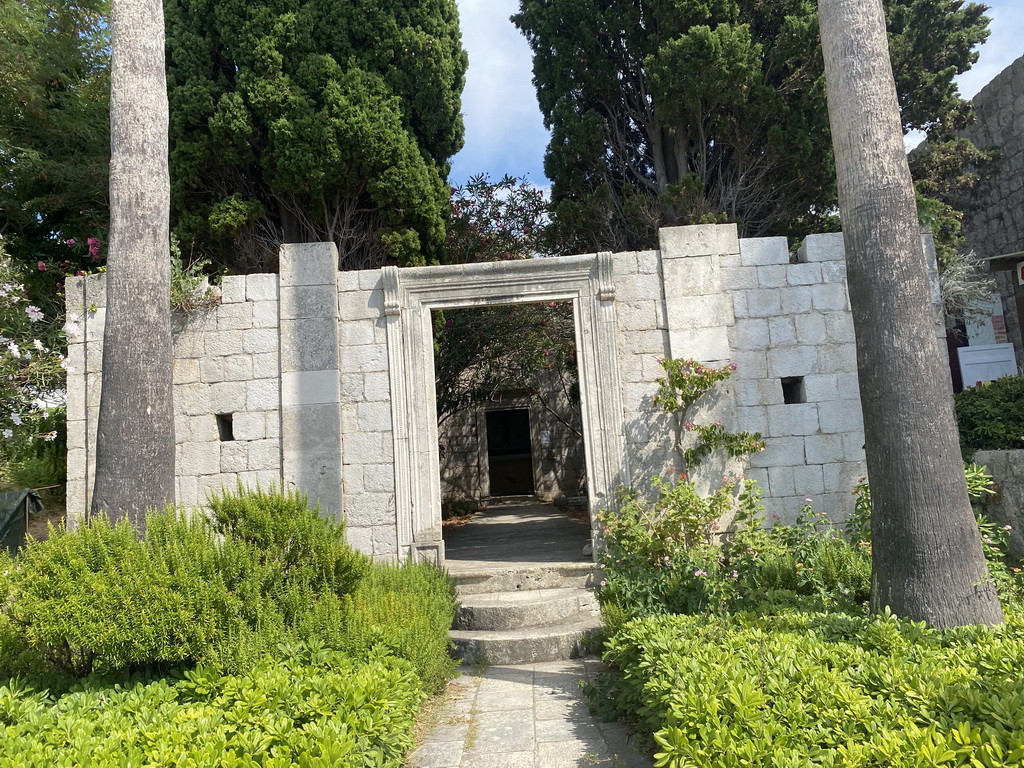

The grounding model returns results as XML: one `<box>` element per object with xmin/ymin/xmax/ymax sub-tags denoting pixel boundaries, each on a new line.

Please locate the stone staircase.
<box><xmin>449</xmin><ymin>562</ymin><xmax>602</xmax><ymax>666</ymax></box>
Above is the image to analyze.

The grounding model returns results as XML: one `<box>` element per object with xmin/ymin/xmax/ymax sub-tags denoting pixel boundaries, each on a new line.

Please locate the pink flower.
<box><xmin>730</xmin><ymin>362</ymin><xmax>738</xmax><ymax>371</ymax></box>
<box><xmin>694</xmin><ymin>569</ymin><xmax>707</xmax><ymax>578</ymax></box>
<box><xmin>65</xmin><ymin>238</ymin><xmax>76</xmax><ymax>247</ymax></box>
<box><xmin>37</xmin><ymin>261</ymin><xmax>47</xmax><ymax>271</ymax></box>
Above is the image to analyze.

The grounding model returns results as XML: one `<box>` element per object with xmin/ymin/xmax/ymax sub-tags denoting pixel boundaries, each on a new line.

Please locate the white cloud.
<box><xmin>450</xmin><ymin>0</ymin><xmax>550</xmax><ymax>185</ymax></box>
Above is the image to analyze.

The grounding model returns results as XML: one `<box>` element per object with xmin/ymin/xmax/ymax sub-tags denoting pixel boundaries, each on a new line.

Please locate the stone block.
<box><xmin>220</xmin><ymin>355</ymin><xmax>253</xmax><ymax>382</ymax></box>
<box><xmin>209</xmin><ymin>381</ymin><xmax>247</xmax><ymax>413</ymax></box>
<box><xmin>372</xmin><ymin>526</ymin><xmax>398</xmax><ymax>557</ymax></box>
<box><xmin>177</xmin><ymin>383</ymin><xmax>209</xmax><ymax>416</ymax></box>
<box><xmin>174</xmin><ymin>413</ymin><xmax>191</xmax><ymax>443</ymax></box>
<box><xmin>668</xmin><ymin>325</ymin><xmax>731</xmax><ymax>361</ymax></box>
<box><xmin>768</xmin><ymin>345</ymin><xmax>817</xmax><ymax>377</ymax></box>
<box><xmin>734</xmin><ymin>378</ymin><xmax>783</xmax><ymax>407</ymax></box>
<box><xmin>768</xmin><ymin>316</ymin><xmax>796</xmax><ymax>345</ymax></box>
<box><xmin>356</xmin><ymin>269</ymin><xmax>382</xmax><ymax>291</ymax></box>
<box><xmin>781</xmin><ymin>286</ymin><xmax>812</xmax><ymax>315</ymax></box>
<box><xmin>800</xmin><ymin>232</ymin><xmax>845</xmax><ymax>262</ymax></box>
<box><xmin>731</xmin><ymin>319</ymin><xmax>769</xmax><ymax>350</ymax></box>
<box><xmin>843</xmin><ymin>432</ymin><xmax>866</xmax><ymax>462</ymax></box>
<box><xmin>824</xmin><ymin>312</ymin><xmax>856</xmax><ymax>343</ymax></box>
<box><xmin>732</xmin><ymin>292</ymin><xmax>749</xmax><ymax>319</ymax></box>
<box><xmin>749</xmin><ymin>436</ymin><xmax>805</xmax><ymax>468</ymax></box>
<box><xmin>837</xmin><ymin>372</ymin><xmax>860</xmax><ymax>400</ymax></box>
<box><xmin>626</xmin><ymin>329</ymin><xmax>669</xmax><ymax>356</ymax></box>
<box><xmin>204</xmin><ymin>329</ymin><xmax>243</xmax><ymax>357</ymax></box>
<box><xmin>176</xmin><ymin>475</ymin><xmax>199</xmax><ymax>509</ymax></box>
<box><xmin>616</xmin><ymin>301</ymin><xmax>659</xmax><ymax>332</ymax></box>
<box><xmin>172</xmin><ymin>329</ymin><xmax>204</xmax><ymax>358</ymax></box>
<box><xmin>340</xmin><ymin>343</ymin><xmax>388</xmax><ymax>375</ymax></box>
<box><xmin>247</xmin><ymin>439</ymin><xmax>280</xmax><ymax>471</ymax></box>
<box><xmin>817</xmin><ymin>400</ymin><xmax>864</xmax><ymax>434</ymax></box>
<box><xmin>340</xmin><ymin>373</ymin><xmax>363</xmax><ymax>401</ymax></box>
<box><xmin>821</xmin><ymin>261</ymin><xmax>847</xmax><ymax>283</ymax></box>
<box><xmin>280</xmin><ymin>320</ymin><xmax>337</xmax><ymax>371</ymax></box>
<box><xmin>265</xmin><ymin>413</ymin><xmax>281</xmax><ymax>439</ymax></box>
<box><xmin>634</xmin><ymin>249</ymin><xmax>660</xmax><ymax>274</ymax></box>
<box><xmin>787</xmin><ymin>262</ymin><xmax>823</xmax><ymax>285</ymax></box>
<box><xmin>199</xmin><ymin>357</ymin><xmax>224</xmax><ymax>383</ymax></box>
<box><xmin>248</xmin><ymin>378</ymin><xmax>280</xmax><ymax>410</ymax></box>
<box><xmin>340</xmin><ymin>320</ymin><xmax>375</xmax><ymax>347</ymax></box>
<box><xmin>363</xmin><ymin>371</ymin><xmax>392</xmax><ymax>402</ymax></box>
<box><xmin>237</xmin><ymin>468</ymin><xmax>283</xmax><ymax>491</ymax></box>
<box><xmin>251</xmin><ymin>352</ymin><xmax>278</xmax><ymax>379</ymax></box>
<box><xmin>343</xmin><ymin>492</ymin><xmax>395</xmax><ymax>528</ymax></box>
<box><xmin>803</xmin><ymin>373</ymin><xmax>839</xmax><ymax>402</ymax></box>
<box><xmin>85</xmin><ymin>307</ymin><xmax>106</xmax><ymax>342</ymax></box>
<box><xmin>768</xmin><ymin>465</ymin><xmax>796</xmax><ymax>497</ymax></box>
<box><xmin>792</xmin><ymin>464</ymin><xmax>825</xmax><ymax>496</ymax></box>
<box><xmin>665</xmin><ymin>293</ymin><xmax>730</xmax><ymax>329</ymax></box>
<box><xmin>745</xmin><ymin>289</ymin><xmax>782</xmax><ymax>318</ymax></box>
<box><xmin>357</xmin><ymin>401</ymin><xmax>393</xmax><ymax>432</ymax></box>
<box><xmin>767</xmin><ymin>403</ymin><xmax>820</xmax><ymax>436</ymax></box>
<box><xmin>179</xmin><ymin>441</ymin><xmax>221</xmax><ymax>477</ymax></box>
<box><xmin>662</xmin><ymin>254</ymin><xmax>718</xmax><ymax>297</ymax></box>
<box><xmin>744</xmin><ymin>467</ymin><xmax>770</xmax><ymax>493</ymax></box>
<box><xmin>364</xmin><ymin>463</ymin><xmax>396</xmax><ymax>493</ymax></box>
<box><xmin>616</xmin><ymin>271</ymin><xmax>664</xmax><ymax>302</ymax></box>
<box><xmin>794</xmin><ymin>313</ymin><xmax>827</xmax><ymax>345</ymax></box>
<box><xmin>804</xmin><ymin>434</ymin><xmax>846</xmax><ymax>464</ymax></box>
<box><xmin>660</xmin><ymin>223</ymin><xmax>739</xmax><ymax>258</ymax></box>
<box><xmin>346</xmin><ymin>526</ymin><xmax>373</xmax><ymax>554</ymax></box>
<box><xmin>67</xmin><ymin>447</ymin><xmax>86</xmax><ymax>481</ymax></box>
<box><xmin>817</xmin><ymin>343</ymin><xmax>858</xmax><ymax>374</ymax></box>
<box><xmin>338</xmin><ymin>290</ymin><xmax>382</xmax><ymax>322</ymax></box>
<box><xmin>242</xmin><ymin>327</ymin><xmax>279</xmax><ymax>355</ymax></box>
<box><xmin>251</xmin><ymin>301</ymin><xmax>279</xmax><ymax>328</ymax></box>
<box><xmin>344</xmin><ymin>431</ymin><xmax>382</xmax><ymax>459</ymax></box>
<box><xmin>246</xmin><ymin>274</ymin><xmax>279</xmax><ymax>302</ymax></box>
<box><xmin>197</xmin><ymin>473</ymin><xmax>236</xmax><ymax>501</ymax></box>
<box><xmin>733</xmin><ymin>350</ymin><xmax>768</xmax><ymax>379</ymax></box>
<box><xmin>720</xmin><ymin>265</ymin><xmax>759</xmax><ymax>291</ymax></box>
<box><xmin>280</xmin><ymin>284</ymin><xmax>338</xmax><ymax>321</ymax></box>
<box><xmin>756</xmin><ymin>264</ymin><xmax>787</xmax><ymax>289</ymax></box>
<box><xmin>233</xmin><ymin>412</ymin><xmax>266</xmax><ymax>441</ymax></box>
<box><xmin>280</xmin><ymin>242</ymin><xmax>338</xmax><ymax>287</ymax></box>
<box><xmin>173</xmin><ymin>359</ymin><xmax>200</xmax><ymax>385</ymax></box>
<box><xmin>220</xmin><ymin>275</ymin><xmax>246</xmax><ymax>304</ymax></box>
<box><xmin>217</xmin><ymin>301</ymin><xmax>253</xmax><ymax>330</ymax></box>
<box><xmin>86</xmin><ymin>371</ymin><xmax>103</xmax><ymax>407</ymax></box>
<box><xmin>823</xmin><ymin>461</ymin><xmax>866</xmax><ymax>499</ymax></box>
<box><xmin>739</xmin><ymin>236</ymin><xmax>789</xmax><ymax>266</ymax></box>
<box><xmin>84</xmin><ymin>273</ymin><xmax>107</xmax><ymax>308</ymax></box>
<box><xmin>283</xmin><ymin>370</ymin><xmax>340</xmax><ymax>409</ymax></box>
<box><xmin>812</xmin><ymin>284</ymin><xmax>849</xmax><ymax>311</ymax></box>
<box><xmin>189</xmin><ymin>415</ymin><xmax>219</xmax><ymax>442</ymax></box>
<box><xmin>735</xmin><ymin>405</ymin><xmax>768</xmax><ymax>434</ymax></box>
<box><xmin>220</xmin><ymin>441</ymin><xmax>249</xmax><ymax>473</ymax></box>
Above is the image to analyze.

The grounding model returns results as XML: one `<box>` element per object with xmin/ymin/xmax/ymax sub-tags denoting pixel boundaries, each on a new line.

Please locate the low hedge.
<box><xmin>589</xmin><ymin>609</ymin><xmax>1024</xmax><ymax>768</ymax></box>
<box><xmin>0</xmin><ymin>645</ymin><xmax>422</xmax><ymax>768</ymax></box>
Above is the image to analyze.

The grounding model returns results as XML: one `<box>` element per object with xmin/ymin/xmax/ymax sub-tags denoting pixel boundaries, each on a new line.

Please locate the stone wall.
<box><xmin>974</xmin><ymin>449</ymin><xmax>1024</xmax><ymax>561</ymax></box>
<box><xmin>961</xmin><ymin>54</ymin><xmax>1024</xmax><ymax>261</ymax></box>
<box><xmin>67</xmin><ymin>224</ymin><xmax>945</xmax><ymax>559</ymax></box>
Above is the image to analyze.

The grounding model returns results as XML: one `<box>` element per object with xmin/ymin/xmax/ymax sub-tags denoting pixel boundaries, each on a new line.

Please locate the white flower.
<box><xmin>63</xmin><ymin>319</ymin><xmax>82</xmax><ymax>339</ymax></box>
<box><xmin>6</xmin><ymin>341</ymin><xmax>20</xmax><ymax>358</ymax></box>
<box><xmin>1</xmin><ymin>429</ymin><xmax>11</xmax><ymax>439</ymax></box>
<box><xmin>33</xmin><ymin>339</ymin><xmax>44</xmax><ymax>351</ymax></box>
<box><xmin>24</xmin><ymin>305</ymin><xmax>43</xmax><ymax>322</ymax></box>
<box><xmin>42</xmin><ymin>431</ymin><xmax>57</xmax><ymax>442</ymax></box>
<box><xmin>10</xmin><ymin>412</ymin><xmax>22</xmax><ymax>426</ymax></box>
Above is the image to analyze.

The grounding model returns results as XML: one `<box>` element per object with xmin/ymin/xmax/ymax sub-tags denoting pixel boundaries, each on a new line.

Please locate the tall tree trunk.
<box><xmin>819</xmin><ymin>0</ymin><xmax>1002</xmax><ymax>628</ymax></box>
<box><xmin>91</xmin><ymin>0</ymin><xmax>175</xmax><ymax>530</ymax></box>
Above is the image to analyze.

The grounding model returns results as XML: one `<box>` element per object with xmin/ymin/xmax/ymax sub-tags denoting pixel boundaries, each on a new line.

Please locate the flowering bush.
<box><xmin>0</xmin><ymin>255</ymin><xmax>67</xmax><ymax>452</ymax></box>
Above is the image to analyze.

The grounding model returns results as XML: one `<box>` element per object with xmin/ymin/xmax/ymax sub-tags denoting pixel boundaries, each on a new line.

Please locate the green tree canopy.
<box><xmin>166</xmin><ymin>0</ymin><xmax>467</xmax><ymax>272</ymax></box>
<box><xmin>513</xmin><ymin>0</ymin><xmax>989</xmax><ymax>253</ymax></box>
<box><xmin>0</xmin><ymin>0</ymin><xmax>110</xmax><ymax>301</ymax></box>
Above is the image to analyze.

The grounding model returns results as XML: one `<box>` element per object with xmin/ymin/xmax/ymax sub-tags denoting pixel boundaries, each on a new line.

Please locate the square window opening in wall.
<box><xmin>216</xmin><ymin>413</ymin><xmax>235</xmax><ymax>441</ymax></box>
<box><xmin>781</xmin><ymin>377</ymin><xmax>806</xmax><ymax>404</ymax></box>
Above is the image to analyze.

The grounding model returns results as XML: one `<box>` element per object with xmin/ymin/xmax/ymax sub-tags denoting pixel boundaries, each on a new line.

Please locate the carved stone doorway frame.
<box><xmin>381</xmin><ymin>253</ymin><xmax>628</xmax><ymax>562</ymax></box>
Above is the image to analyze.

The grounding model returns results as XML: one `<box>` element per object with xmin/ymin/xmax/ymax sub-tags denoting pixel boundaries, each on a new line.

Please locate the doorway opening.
<box><xmin>486</xmin><ymin>408</ymin><xmax>535</xmax><ymax>496</ymax></box>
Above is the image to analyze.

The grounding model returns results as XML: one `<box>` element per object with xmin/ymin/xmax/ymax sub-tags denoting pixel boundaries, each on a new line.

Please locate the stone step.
<box><xmin>451</xmin><ymin>616</ymin><xmax>602</xmax><ymax>666</ymax></box>
<box><xmin>451</xmin><ymin>563</ymin><xmax>595</xmax><ymax>595</ymax></box>
<box><xmin>454</xmin><ymin>587</ymin><xmax>599</xmax><ymax>631</ymax></box>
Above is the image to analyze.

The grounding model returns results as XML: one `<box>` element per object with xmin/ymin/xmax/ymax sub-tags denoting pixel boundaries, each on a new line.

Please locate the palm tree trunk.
<box><xmin>819</xmin><ymin>0</ymin><xmax>1002</xmax><ymax>628</ymax></box>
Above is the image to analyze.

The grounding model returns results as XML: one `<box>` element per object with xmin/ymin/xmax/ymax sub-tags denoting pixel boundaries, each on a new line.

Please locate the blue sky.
<box><xmin>449</xmin><ymin>0</ymin><xmax>1024</xmax><ymax>187</ymax></box>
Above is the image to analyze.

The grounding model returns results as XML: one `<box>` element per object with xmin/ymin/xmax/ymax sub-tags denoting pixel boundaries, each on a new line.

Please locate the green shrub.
<box><xmin>4</xmin><ymin>510</ymin><xmax>241</xmax><ymax>677</ymax></box>
<box><xmin>955</xmin><ymin>375</ymin><xmax>1024</xmax><ymax>457</ymax></box>
<box><xmin>339</xmin><ymin>561</ymin><xmax>458</xmax><ymax>694</ymax></box>
<box><xmin>0</xmin><ymin>644</ymin><xmax>423</xmax><ymax>768</ymax></box>
<box><xmin>589</xmin><ymin>609</ymin><xmax>1024</xmax><ymax>767</ymax></box>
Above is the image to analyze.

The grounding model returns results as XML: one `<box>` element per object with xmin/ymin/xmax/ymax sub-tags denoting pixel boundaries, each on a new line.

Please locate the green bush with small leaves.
<box><xmin>588</xmin><ymin>609</ymin><xmax>1024</xmax><ymax>768</ymax></box>
<box><xmin>955</xmin><ymin>375</ymin><xmax>1024</xmax><ymax>458</ymax></box>
<box><xmin>0</xmin><ymin>644</ymin><xmax>423</xmax><ymax>768</ymax></box>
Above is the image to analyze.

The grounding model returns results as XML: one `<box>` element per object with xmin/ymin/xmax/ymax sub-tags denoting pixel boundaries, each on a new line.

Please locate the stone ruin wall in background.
<box><xmin>65</xmin><ymin>225</ymin><xmax>943</xmax><ymax>559</ymax></box>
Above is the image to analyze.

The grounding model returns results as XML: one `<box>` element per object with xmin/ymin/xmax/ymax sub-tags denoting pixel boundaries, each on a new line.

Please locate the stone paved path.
<box><xmin>407</xmin><ymin>659</ymin><xmax>653</xmax><ymax>768</ymax></box>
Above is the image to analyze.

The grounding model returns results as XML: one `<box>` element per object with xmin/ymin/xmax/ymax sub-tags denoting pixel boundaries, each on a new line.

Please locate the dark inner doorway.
<box><xmin>486</xmin><ymin>408</ymin><xmax>534</xmax><ymax>496</ymax></box>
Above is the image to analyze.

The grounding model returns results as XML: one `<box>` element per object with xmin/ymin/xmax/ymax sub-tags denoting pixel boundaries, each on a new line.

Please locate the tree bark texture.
<box><xmin>819</xmin><ymin>0</ymin><xmax>1002</xmax><ymax>628</ymax></box>
<box><xmin>91</xmin><ymin>0</ymin><xmax>176</xmax><ymax>530</ymax></box>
